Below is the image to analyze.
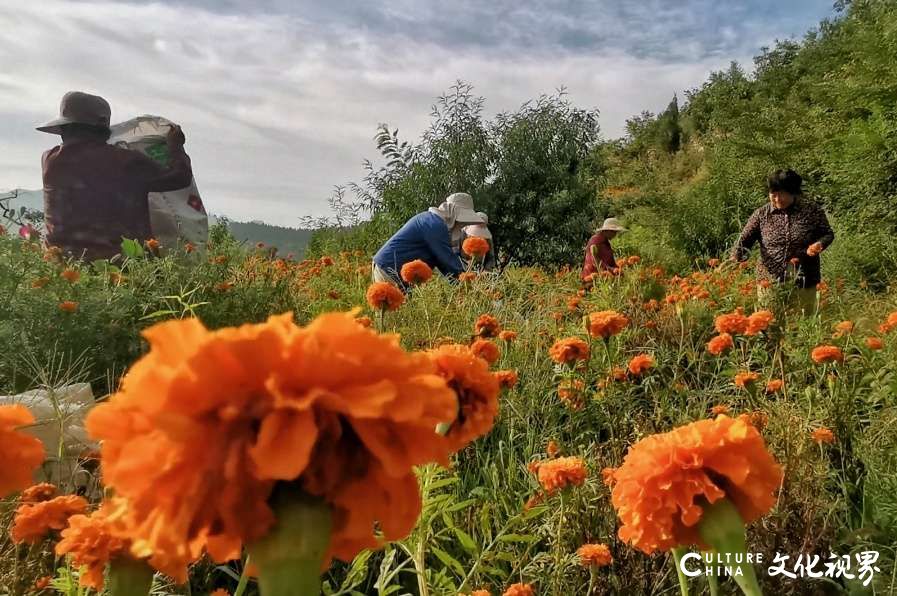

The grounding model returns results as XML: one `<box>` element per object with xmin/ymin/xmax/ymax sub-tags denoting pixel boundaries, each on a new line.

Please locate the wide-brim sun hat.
<box><xmin>599</xmin><ymin>217</ymin><xmax>627</xmax><ymax>233</ymax></box>
<box><xmin>445</xmin><ymin>192</ymin><xmax>486</xmax><ymax>225</ymax></box>
<box><xmin>36</xmin><ymin>91</ymin><xmax>111</xmax><ymax>135</ymax></box>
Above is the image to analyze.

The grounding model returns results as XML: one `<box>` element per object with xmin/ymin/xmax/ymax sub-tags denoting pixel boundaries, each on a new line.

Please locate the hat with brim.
<box><xmin>446</xmin><ymin>192</ymin><xmax>486</xmax><ymax>225</ymax></box>
<box><xmin>599</xmin><ymin>217</ymin><xmax>627</xmax><ymax>233</ymax></box>
<box><xmin>37</xmin><ymin>91</ymin><xmax>111</xmax><ymax>135</ymax></box>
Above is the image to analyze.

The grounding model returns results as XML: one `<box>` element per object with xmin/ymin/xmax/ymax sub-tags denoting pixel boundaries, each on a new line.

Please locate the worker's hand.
<box><xmin>807</xmin><ymin>242</ymin><xmax>823</xmax><ymax>257</ymax></box>
<box><xmin>166</xmin><ymin>124</ymin><xmax>186</xmax><ymax>147</ymax></box>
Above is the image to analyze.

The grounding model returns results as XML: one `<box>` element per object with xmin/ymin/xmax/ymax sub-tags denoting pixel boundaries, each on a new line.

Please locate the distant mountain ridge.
<box><xmin>1</xmin><ymin>188</ymin><xmax>313</xmax><ymax>257</ymax></box>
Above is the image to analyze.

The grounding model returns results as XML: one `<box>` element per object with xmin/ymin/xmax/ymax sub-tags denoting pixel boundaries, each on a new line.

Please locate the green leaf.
<box><xmin>431</xmin><ymin>546</ymin><xmax>465</xmax><ymax>576</ymax></box>
<box><xmin>120</xmin><ymin>237</ymin><xmax>144</xmax><ymax>258</ymax></box>
<box><xmin>453</xmin><ymin>527</ymin><xmax>478</xmax><ymax>553</ymax></box>
<box><xmin>497</xmin><ymin>533</ymin><xmax>540</xmax><ymax>544</ymax></box>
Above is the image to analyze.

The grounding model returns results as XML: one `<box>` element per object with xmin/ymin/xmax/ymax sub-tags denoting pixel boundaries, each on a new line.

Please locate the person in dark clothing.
<box><xmin>581</xmin><ymin>218</ymin><xmax>626</xmax><ymax>282</ymax></box>
<box><xmin>37</xmin><ymin>91</ymin><xmax>193</xmax><ymax>261</ymax></box>
<box><xmin>732</xmin><ymin>169</ymin><xmax>834</xmax><ymax>313</ymax></box>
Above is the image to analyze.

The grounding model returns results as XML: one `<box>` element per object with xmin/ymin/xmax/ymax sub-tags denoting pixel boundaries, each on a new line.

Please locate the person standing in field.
<box><xmin>37</xmin><ymin>91</ymin><xmax>193</xmax><ymax>261</ymax></box>
<box><xmin>581</xmin><ymin>217</ymin><xmax>626</xmax><ymax>282</ymax></box>
<box><xmin>372</xmin><ymin>192</ymin><xmax>486</xmax><ymax>286</ymax></box>
<box><xmin>732</xmin><ymin>169</ymin><xmax>834</xmax><ymax>314</ymax></box>
<box><xmin>460</xmin><ymin>212</ymin><xmax>496</xmax><ymax>270</ymax></box>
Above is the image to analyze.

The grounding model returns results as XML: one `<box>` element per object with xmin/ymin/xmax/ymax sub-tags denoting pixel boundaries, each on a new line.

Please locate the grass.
<box><xmin>1</xmin><ymin>233</ymin><xmax>895</xmax><ymax>595</ymax></box>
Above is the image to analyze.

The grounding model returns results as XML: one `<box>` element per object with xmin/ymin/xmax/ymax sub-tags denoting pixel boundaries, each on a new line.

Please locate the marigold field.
<box><xmin>1</xmin><ymin>232</ymin><xmax>896</xmax><ymax>595</ymax></box>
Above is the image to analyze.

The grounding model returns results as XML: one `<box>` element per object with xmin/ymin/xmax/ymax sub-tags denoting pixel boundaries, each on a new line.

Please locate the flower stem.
<box><xmin>671</xmin><ymin>547</ymin><xmax>690</xmax><ymax>596</ymax></box>
<box><xmin>696</xmin><ymin>499</ymin><xmax>764</xmax><ymax>596</ymax></box>
<box><xmin>232</xmin><ymin>555</ymin><xmax>251</xmax><ymax>596</ymax></box>
<box><xmin>248</xmin><ymin>489</ymin><xmax>332</xmax><ymax>596</ymax></box>
<box><xmin>108</xmin><ymin>556</ymin><xmax>154</xmax><ymax>596</ymax></box>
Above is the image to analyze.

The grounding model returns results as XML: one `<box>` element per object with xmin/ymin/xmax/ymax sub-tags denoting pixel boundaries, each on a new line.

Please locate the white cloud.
<box><xmin>0</xmin><ymin>0</ymin><xmax>830</xmax><ymax>223</ymax></box>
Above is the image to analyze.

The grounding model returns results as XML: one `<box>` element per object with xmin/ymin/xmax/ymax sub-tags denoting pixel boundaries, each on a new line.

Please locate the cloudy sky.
<box><xmin>0</xmin><ymin>0</ymin><xmax>834</xmax><ymax>224</ymax></box>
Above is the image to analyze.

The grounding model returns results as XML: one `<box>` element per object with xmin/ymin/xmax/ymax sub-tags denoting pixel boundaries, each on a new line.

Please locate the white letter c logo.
<box><xmin>680</xmin><ymin>552</ymin><xmax>702</xmax><ymax>577</ymax></box>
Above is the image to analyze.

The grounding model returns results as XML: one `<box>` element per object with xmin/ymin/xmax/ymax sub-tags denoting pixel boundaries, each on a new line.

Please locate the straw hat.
<box><xmin>37</xmin><ymin>91</ymin><xmax>111</xmax><ymax>135</ymax></box>
<box><xmin>599</xmin><ymin>217</ymin><xmax>627</xmax><ymax>233</ymax></box>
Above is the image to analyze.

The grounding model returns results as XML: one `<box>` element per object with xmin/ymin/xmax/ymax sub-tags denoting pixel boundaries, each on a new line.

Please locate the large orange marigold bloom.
<box><xmin>429</xmin><ymin>344</ymin><xmax>501</xmax><ymax>452</ymax></box>
<box><xmin>0</xmin><ymin>405</ymin><xmax>44</xmax><ymax>498</ymax></box>
<box><xmin>745</xmin><ymin>310</ymin><xmax>774</xmax><ymax>336</ymax></box>
<box><xmin>60</xmin><ymin>269</ymin><xmax>81</xmax><ymax>283</ymax></box>
<box><xmin>707</xmin><ymin>333</ymin><xmax>733</xmax><ymax>356</ymax></box>
<box><xmin>470</xmin><ymin>339</ymin><xmax>501</xmax><ymax>364</ymax></box>
<box><xmin>734</xmin><ymin>371</ymin><xmax>760</xmax><ymax>388</ymax></box>
<box><xmin>714</xmin><ymin>311</ymin><xmax>748</xmax><ymax>335</ymax></box>
<box><xmin>537</xmin><ymin>456</ymin><xmax>588</xmax><ymax>495</ymax></box>
<box><xmin>400</xmin><ymin>260</ymin><xmax>433</xmax><ymax>285</ymax></box>
<box><xmin>55</xmin><ymin>500</ymin><xmax>130</xmax><ymax>590</ymax></box>
<box><xmin>611</xmin><ymin>415</ymin><xmax>782</xmax><ymax>554</ymax></box>
<box><xmin>499</xmin><ymin>330</ymin><xmax>517</xmax><ymax>342</ymax></box>
<box><xmin>58</xmin><ymin>301</ymin><xmax>78</xmax><ymax>313</ymax></box>
<box><xmin>585</xmin><ymin>311</ymin><xmax>629</xmax><ymax>339</ymax></box>
<box><xmin>577</xmin><ymin>543</ymin><xmax>613</xmax><ymax>567</ymax></box>
<box><xmin>474</xmin><ymin>314</ymin><xmax>501</xmax><ymax>338</ymax></box>
<box><xmin>20</xmin><ymin>483</ymin><xmax>57</xmax><ymax>504</ymax></box>
<box><xmin>811</xmin><ymin>427</ymin><xmax>835</xmax><ymax>444</ymax></box>
<box><xmin>463</xmin><ymin>237</ymin><xmax>490</xmax><ymax>258</ymax></box>
<box><xmin>548</xmin><ymin>338</ymin><xmax>590</xmax><ymax>365</ymax></box>
<box><xmin>833</xmin><ymin>320</ymin><xmax>854</xmax><ymax>338</ymax></box>
<box><xmin>12</xmin><ymin>495</ymin><xmax>89</xmax><ymax>543</ymax></box>
<box><xmin>85</xmin><ymin>312</ymin><xmax>459</xmax><ymax>581</ymax></box>
<box><xmin>765</xmin><ymin>379</ymin><xmax>784</xmax><ymax>394</ymax></box>
<box><xmin>365</xmin><ymin>282</ymin><xmax>405</xmax><ymax>311</ymax></box>
<box><xmin>627</xmin><ymin>354</ymin><xmax>654</xmax><ymax>376</ymax></box>
<box><xmin>502</xmin><ymin>583</ymin><xmax>535</xmax><ymax>596</ymax></box>
<box><xmin>811</xmin><ymin>345</ymin><xmax>844</xmax><ymax>364</ymax></box>
<box><xmin>865</xmin><ymin>337</ymin><xmax>884</xmax><ymax>350</ymax></box>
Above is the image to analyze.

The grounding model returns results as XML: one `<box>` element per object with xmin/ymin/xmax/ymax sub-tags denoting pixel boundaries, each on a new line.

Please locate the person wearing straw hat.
<box><xmin>373</xmin><ymin>192</ymin><xmax>486</xmax><ymax>287</ymax></box>
<box><xmin>37</xmin><ymin>91</ymin><xmax>193</xmax><ymax>261</ymax></box>
<box><xmin>581</xmin><ymin>217</ymin><xmax>626</xmax><ymax>282</ymax></box>
<box><xmin>460</xmin><ymin>211</ymin><xmax>496</xmax><ymax>270</ymax></box>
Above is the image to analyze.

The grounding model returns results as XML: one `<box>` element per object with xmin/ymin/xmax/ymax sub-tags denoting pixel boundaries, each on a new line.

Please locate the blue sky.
<box><xmin>0</xmin><ymin>0</ymin><xmax>835</xmax><ymax>223</ymax></box>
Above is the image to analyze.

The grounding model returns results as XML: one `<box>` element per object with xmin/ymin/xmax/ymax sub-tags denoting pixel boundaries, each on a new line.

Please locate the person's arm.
<box><xmin>132</xmin><ymin>125</ymin><xmax>194</xmax><ymax>192</ymax></box>
<box><xmin>732</xmin><ymin>210</ymin><xmax>761</xmax><ymax>261</ymax></box>
<box><xmin>425</xmin><ymin>222</ymin><xmax>465</xmax><ymax>277</ymax></box>
<box><xmin>809</xmin><ymin>204</ymin><xmax>834</xmax><ymax>254</ymax></box>
<box><xmin>597</xmin><ymin>241</ymin><xmax>617</xmax><ymax>270</ymax></box>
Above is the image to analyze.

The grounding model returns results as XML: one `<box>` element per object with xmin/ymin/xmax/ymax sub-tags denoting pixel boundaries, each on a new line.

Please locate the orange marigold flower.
<box><xmin>12</xmin><ymin>495</ymin><xmax>89</xmax><ymax>543</ymax></box>
<box><xmin>537</xmin><ymin>456</ymin><xmax>588</xmax><ymax>495</ymax></box>
<box><xmin>745</xmin><ymin>310</ymin><xmax>774</xmax><ymax>336</ymax></box>
<box><xmin>577</xmin><ymin>543</ymin><xmax>613</xmax><ymax>567</ymax></box>
<box><xmin>430</xmin><ymin>344</ymin><xmax>501</xmax><ymax>452</ymax></box>
<box><xmin>714</xmin><ymin>311</ymin><xmax>748</xmax><ymax>335</ymax></box>
<box><xmin>458</xmin><ymin>272</ymin><xmax>477</xmax><ymax>283</ymax></box>
<box><xmin>567</xmin><ymin>296</ymin><xmax>582</xmax><ymax>312</ymax></box>
<box><xmin>601</xmin><ymin>467</ymin><xmax>616</xmax><ymax>487</ymax></box>
<box><xmin>734</xmin><ymin>371</ymin><xmax>760</xmax><ymax>388</ymax></box>
<box><xmin>470</xmin><ymin>339</ymin><xmax>501</xmax><ymax>364</ymax></box>
<box><xmin>546</xmin><ymin>440</ymin><xmax>560</xmax><ymax>458</ymax></box>
<box><xmin>627</xmin><ymin>354</ymin><xmax>654</xmax><ymax>376</ymax></box>
<box><xmin>366</xmin><ymin>281</ymin><xmax>405</xmax><ymax>311</ymax></box>
<box><xmin>502</xmin><ymin>583</ymin><xmax>535</xmax><ymax>596</ymax></box>
<box><xmin>865</xmin><ymin>337</ymin><xmax>884</xmax><ymax>350</ymax></box>
<box><xmin>462</xmin><ymin>237</ymin><xmax>490</xmax><ymax>258</ymax></box>
<box><xmin>611</xmin><ymin>415</ymin><xmax>782</xmax><ymax>554</ymax></box>
<box><xmin>0</xmin><ymin>405</ymin><xmax>45</xmax><ymax>498</ymax></box>
<box><xmin>55</xmin><ymin>500</ymin><xmax>130</xmax><ymax>590</ymax></box>
<box><xmin>707</xmin><ymin>333</ymin><xmax>733</xmax><ymax>356</ymax></box>
<box><xmin>184</xmin><ymin>242</ymin><xmax>196</xmax><ymax>253</ymax></box>
<box><xmin>833</xmin><ymin>320</ymin><xmax>854</xmax><ymax>338</ymax></box>
<box><xmin>34</xmin><ymin>576</ymin><xmax>52</xmax><ymax>590</ymax></box>
<box><xmin>494</xmin><ymin>370</ymin><xmax>518</xmax><ymax>389</ymax></box>
<box><xmin>400</xmin><ymin>259</ymin><xmax>433</xmax><ymax>285</ymax></box>
<box><xmin>468</xmin><ymin>590</ymin><xmax>491</xmax><ymax>596</ymax></box>
<box><xmin>20</xmin><ymin>483</ymin><xmax>57</xmax><ymax>504</ymax></box>
<box><xmin>499</xmin><ymin>330</ymin><xmax>518</xmax><ymax>342</ymax></box>
<box><xmin>58</xmin><ymin>301</ymin><xmax>78</xmax><ymax>313</ymax></box>
<box><xmin>60</xmin><ymin>269</ymin><xmax>80</xmax><ymax>283</ymax></box>
<box><xmin>474</xmin><ymin>314</ymin><xmax>501</xmax><ymax>338</ymax></box>
<box><xmin>811</xmin><ymin>427</ymin><xmax>835</xmax><ymax>444</ymax></box>
<box><xmin>145</xmin><ymin>238</ymin><xmax>160</xmax><ymax>251</ymax></box>
<box><xmin>708</xmin><ymin>258</ymin><xmax>720</xmax><ymax>268</ymax></box>
<box><xmin>85</xmin><ymin>312</ymin><xmax>460</xmax><ymax>581</ymax></box>
<box><xmin>878</xmin><ymin>312</ymin><xmax>897</xmax><ymax>334</ymax></box>
<box><xmin>585</xmin><ymin>310</ymin><xmax>629</xmax><ymax>339</ymax></box>
<box><xmin>710</xmin><ymin>404</ymin><xmax>730</xmax><ymax>416</ymax></box>
<box><xmin>355</xmin><ymin>315</ymin><xmax>373</xmax><ymax>328</ymax></box>
<box><xmin>811</xmin><ymin>345</ymin><xmax>844</xmax><ymax>364</ymax></box>
<box><xmin>548</xmin><ymin>338</ymin><xmax>590</xmax><ymax>365</ymax></box>
<box><xmin>557</xmin><ymin>379</ymin><xmax>585</xmax><ymax>410</ymax></box>
<box><xmin>765</xmin><ymin>379</ymin><xmax>784</xmax><ymax>394</ymax></box>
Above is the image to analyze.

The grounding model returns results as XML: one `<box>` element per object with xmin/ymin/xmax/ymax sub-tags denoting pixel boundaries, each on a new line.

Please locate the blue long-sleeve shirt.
<box><xmin>373</xmin><ymin>211</ymin><xmax>465</xmax><ymax>279</ymax></box>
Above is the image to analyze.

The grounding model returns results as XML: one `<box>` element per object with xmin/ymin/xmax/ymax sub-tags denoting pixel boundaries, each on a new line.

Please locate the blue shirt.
<box><xmin>373</xmin><ymin>211</ymin><xmax>465</xmax><ymax>279</ymax></box>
